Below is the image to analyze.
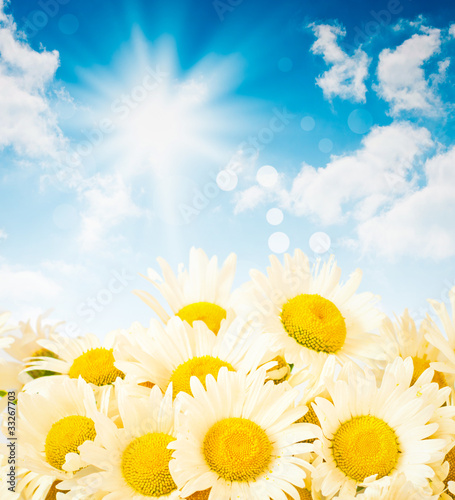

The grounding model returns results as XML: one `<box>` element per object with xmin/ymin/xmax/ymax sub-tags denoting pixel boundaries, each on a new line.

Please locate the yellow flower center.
<box><xmin>444</xmin><ymin>445</ymin><xmax>455</xmax><ymax>498</ymax></box>
<box><xmin>68</xmin><ymin>348</ymin><xmax>125</xmax><ymax>386</ymax></box>
<box><xmin>203</xmin><ymin>417</ymin><xmax>272</xmax><ymax>482</ymax></box>
<box><xmin>121</xmin><ymin>432</ymin><xmax>177</xmax><ymax>497</ymax></box>
<box><xmin>45</xmin><ymin>415</ymin><xmax>96</xmax><ymax>470</ymax></box>
<box><xmin>27</xmin><ymin>348</ymin><xmax>59</xmax><ymax>379</ymax></box>
<box><xmin>332</xmin><ymin>415</ymin><xmax>399</xmax><ymax>482</ymax></box>
<box><xmin>411</xmin><ymin>356</ymin><xmax>447</xmax><ymax>388</ymax></box>
<box><xmin>285</xmin><ymin>487</ymin><xmax>313</xmax><ymax>500</ymax></box>
<box><xmin>169</xmin><ymin>355</ymin><xmax>235</xmax><ymax>396</ymax></box>
<box><xmin>281</xmin><ymin>294</ymin><xmax>346</xmax><ymax>353</ymax></box>
<box><xmin>176</xmin><ymin>302</ymin><xmax>227</xmax><ymax>334</ymax></box>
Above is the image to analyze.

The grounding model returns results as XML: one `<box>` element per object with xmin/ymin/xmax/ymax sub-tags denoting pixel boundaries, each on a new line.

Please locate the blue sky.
<box><xmin>1</xmin><ymin>0</ymin><xmax>455</xmax><ymax>337</ymax></box>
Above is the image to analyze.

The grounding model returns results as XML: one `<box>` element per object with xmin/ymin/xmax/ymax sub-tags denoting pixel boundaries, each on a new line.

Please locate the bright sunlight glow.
<box><xmin>70</xmin><ymin>32</ymin><xmax>254</xmax><ymax>178</ymax></box>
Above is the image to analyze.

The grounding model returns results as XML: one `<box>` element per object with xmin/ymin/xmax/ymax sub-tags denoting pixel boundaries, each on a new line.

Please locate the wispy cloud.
<box><xmin>78</xmin><ymin>174</ymin><xmax>144</xmax><ymax>251</ymax></box>
<box><xmin>231</xmin><ymin>19</ymin><xmax>455</xmax><ymax>260</ymax></box>
<box><xmin>309</xmin><ymin>23</ymin><xmax>371</xmax><ymax>103</ymax></box>
<box><xmin>282</xmin><ymin>122</ymin><xmax>433</xmax><ymax>224</ymax></box>
<box><xmin>0</xmin><ymin>260</ymin><xmax>62</xmax><ymax>304</ymax></box>
<box><xmin>234</xmin><ymin>185</ymin><xmax>272</xmax><ymax>214</ymax></box>
<box><xmin>234</xmin><ymin>122</ymin><xmax>432</xmax><ymax>223</ymax></box>
<box><xmin>0</xmin><ymin>2</ymin><xmax>147</xmax><ymax>254</ymax></box>
<box><xmin>375</xmin><ymin>27</ymin><xmax>448</xmax><ymax>116</ymax></box>
<box><xmin>0</xmin><ymin>1</ymin><xmax>66</xmax><ymax>159</ymax></box>
<box><xmin>231</xmin><ymin>121</ymin><xmax>455</xmax><ymax>259</ymax></box>
<box><xmin>356</xmin><ymin>146</ymin><xmax>455</xmax><ymax>259</ymax></box>
<box><xmin>41</xmin><ymin>260</ymin><xmax>88</xmax><ymax>276</ymax></box>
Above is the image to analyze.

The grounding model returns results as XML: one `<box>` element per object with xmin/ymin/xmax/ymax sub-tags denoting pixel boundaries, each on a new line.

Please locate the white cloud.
<box><xmin>0</xmin><ymin>1</ymin><xmax>66</xmax><ymax>158</ymax></box>
<box><xmin>283</xmin><ymin>122</ymin><xmax>432</xmax><ymax>224</ymax></box>
<box><xmin>0</xmin><ymin>262</ymin><xmax>62</xmax><ymax>303</ymax></box>
<box><xmin>41</xmin><ymin>260</ymin><xmax>87</xmax><ymax>276</ymax></box>
<box><xmin>234</xmin><ymin>121</ymin><xmax>455</xmax><ymax>260</ymax></box>
<box><xmin>0</xmin><ymin>257</ymin><xmax>67</xmax><ymax>322</ymax></box>
<box><xmin>0</xmin><ymin>229</ymin><xmax>6</xmax><ymax>240</ymax></box>
<box><xmin>0</xmin><ymin>0</ymin><xmax>6</xmax><ymax>22</ymax></box>
<box><xmin>375</xmin><ymin>28</ymin><xmax>447</xmax><ymax>115</ymax></box>
<box><xmin>356</xmin><ymin>146</ymin><xmax>455</xmax><ymax>259</ymax></box>
<box><xmin>234</xmin><ymin>122</ymin><xmax>433</xmax><ymax>225</ymax></box>
<box><xmin>78</xmin><ymin>174</ymin><xmax>143</xmax><ymax>251</ymax></box>
<box><xmin>225</xmin><ymin>146</ymin><xmax>259</xmax><ymax>178</ymax></box>
<box><xmin>234</xmin><ymin>185</ymin><xmax>271</xmax><ymax>214</ymax></box>
<box><xmin>310</xmin><ymin>23</ymin><xmax>371</xmax><ymax>103</ymax></box>
<box><xmin>233</xmin><ymin>122</ymin><xmax>455</xmax><ymax>259</ymax></box>
<box><xmin>0</xmin><ymin>4</ymin><xmax>145</xmax><ymax>251</ymax></box>
<box><xmin>449</xmin><ymin>24</ymin><xmax>455</xmax><ymax>38</ymax></box>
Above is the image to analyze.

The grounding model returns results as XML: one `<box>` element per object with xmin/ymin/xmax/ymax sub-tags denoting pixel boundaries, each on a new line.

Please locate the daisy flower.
<box><xmin>0</xmin><ymin>313</ymin><xmax>62</xmax><ymax>411</ymax></box>
<box><xmin>17</xmin><ymin>377</ymin><xmax>107</xmax><ymax>499</ymax></box>
<box><xmin>115</xmin><ymin>315</ymin><xmax>270</xmax><ymax>398</ymax></box>
<box><xmin>242</xmin><ymin>250</ymin><xmax>384</xmax><ymax>371</ymax></box>
<box><xmin>311</xmin><ymin>357</ymin><xmax>450</xmax><ymax>498</ymax></box>
<box><xmin>24</xmin><ymin>330</ymin><xmax>126</xmax><ymax>394</ymax></box>
<box><xmin>5</xmin><ymin>313</ymin><xmax>61</xmax><ymax>370</ymax></box>
<box><xmin>379</xmin><ymin>309</ymin><xmax>448</xmax><ymax>388</ymax></box>
<box><xmin>169</xmin><ymin>367</ymin><xmax>318</xmax><ymax>500</ymax></box>
<box><xmin>65</xmin><ymin>384</ymin><xmax>181</xmax><ymax>499</ymax></box>
<box><xmin>423</xmin><ymin>286</ymin><xmax>455</xmax><ymax>390</ymax></box>
<box><xmin>134</xmin><ymin>247</ymin><xmax>237</xmax><ymax>334</ymax></box>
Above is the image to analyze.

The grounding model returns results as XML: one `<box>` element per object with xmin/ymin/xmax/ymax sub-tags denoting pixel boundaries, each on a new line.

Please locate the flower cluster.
<box><xmin>1</xmin><ymin>248</ymin><xmax>455</xmax><ymax>500</ymax></box>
